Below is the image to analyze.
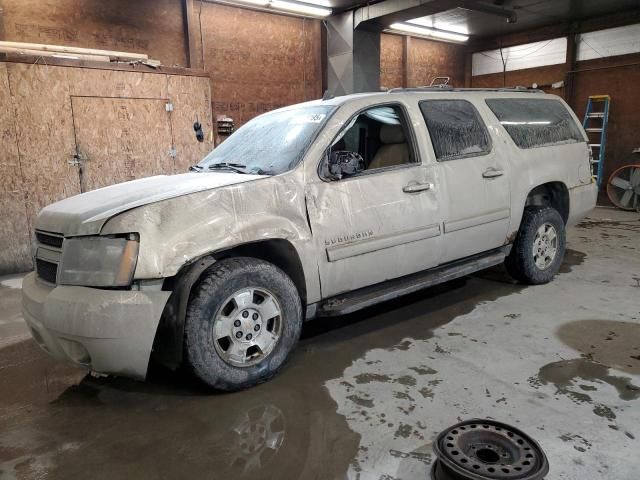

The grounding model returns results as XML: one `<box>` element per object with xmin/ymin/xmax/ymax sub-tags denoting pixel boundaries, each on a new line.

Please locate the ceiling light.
<box><xmin>296</xmin><ymin>0</ymin><xmax>332</xmax><ymax>6</ymax></box>
<box><xmin>407</xmin><ymin>17</ymin><xmax>469</xmax><ymax>35</ymax></box>
<box><xmin>234</xmin><ymin>0</ymin><xmax>270</xmax><ymax>5</ymax></box>
<box><xmin>389</xmin><ymin>22</ymin><xmax>469</xmax><ymax>42</ymax></box>
<box><xmin>270</xmin><ymin>0</ymin><xmax>332</xmax><ymax>16</ymax></box>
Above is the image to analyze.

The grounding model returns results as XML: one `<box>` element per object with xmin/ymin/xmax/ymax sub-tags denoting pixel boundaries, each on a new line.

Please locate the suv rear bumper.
<box><xmin>21</xmin><ymin>272</ymin><xmax>171</xmax><ymax>380</ymax></box>
<box><xmin>568</xmin><ymin>183</ymin><xmax>598</xmax><ymax>227</ymax></box>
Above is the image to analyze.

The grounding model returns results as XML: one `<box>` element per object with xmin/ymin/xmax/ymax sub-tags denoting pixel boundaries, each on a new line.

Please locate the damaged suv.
<box><xmin>23</xmin><ymin>88</ymin><xmax>597</xmax><ymax>390</ymax></box>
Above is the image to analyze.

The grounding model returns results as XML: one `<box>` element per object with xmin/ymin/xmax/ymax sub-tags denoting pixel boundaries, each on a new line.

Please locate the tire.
<box><xmin>505</xmin><ymin>206</ymin><xmax>566</xmax><ymax>285</ymax></box>
<box><xmin>184</xmin><ymin>257</ymin><xmax>303</xmax><ymax>391</ymax></box>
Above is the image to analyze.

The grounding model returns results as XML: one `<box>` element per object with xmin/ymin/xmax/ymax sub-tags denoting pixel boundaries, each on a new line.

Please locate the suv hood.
<box><xmin>36</xmin><ymin>172</ymin><xmax>266</xmax><ymax>237</ymax></box>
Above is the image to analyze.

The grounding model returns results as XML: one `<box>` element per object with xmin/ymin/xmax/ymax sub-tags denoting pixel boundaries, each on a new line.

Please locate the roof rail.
<box><xmin>387</xmin><ymin>86</ymin><xmax>544</xmax><ymax>94</ymax></box>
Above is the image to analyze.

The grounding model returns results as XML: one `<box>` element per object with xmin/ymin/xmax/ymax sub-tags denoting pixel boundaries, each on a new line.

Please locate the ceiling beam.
<box><xmin>354</xmin><ymin>0</ymin><xmax>516</xmax><ymax>30</ymax></box>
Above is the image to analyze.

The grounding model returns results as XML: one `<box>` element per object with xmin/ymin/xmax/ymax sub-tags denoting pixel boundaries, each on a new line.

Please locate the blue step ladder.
<box><xmin>582</xmin><ymin>95</ymin><xmax>611</xmax><ymax>187</ymax></box>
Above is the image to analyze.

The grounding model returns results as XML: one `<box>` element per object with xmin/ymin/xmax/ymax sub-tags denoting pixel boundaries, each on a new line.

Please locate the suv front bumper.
<box><xmin>21</xmin><ymin>273</ymin><xmax>171</xmax><ymax>380</ymax></box>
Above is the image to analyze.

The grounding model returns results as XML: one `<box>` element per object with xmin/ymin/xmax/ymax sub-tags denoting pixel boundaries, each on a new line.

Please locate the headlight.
<box><xmin>59</xmin><ymin>235</ymin><xmax>139</xmax><ymax>287</ymax></box>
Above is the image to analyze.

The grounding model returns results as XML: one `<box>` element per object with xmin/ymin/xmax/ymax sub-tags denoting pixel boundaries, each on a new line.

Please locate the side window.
<box><xmin>419</xmin><ymin>100</ymin><xmax>491</xmax><ymax>161</ymax></box>
<box><xmin>485</xmin><ymin>98</ymin><xmax>584</xmax><ymax>149</ymax></box>
<box><xmin>327</xmin><ymin>105</ymin><xmax>416</xmax><ymax>177</ymax></box>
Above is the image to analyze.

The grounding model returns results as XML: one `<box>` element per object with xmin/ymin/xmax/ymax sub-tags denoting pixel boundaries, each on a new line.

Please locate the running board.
<box><xmin>318</xmin><ymin>246</ymin><xmax>510</xmax><ymax>317</ymax></box>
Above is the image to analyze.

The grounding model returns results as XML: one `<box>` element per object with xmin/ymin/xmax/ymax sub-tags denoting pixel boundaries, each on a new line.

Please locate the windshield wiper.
<box><xmin>189</xmin><ymin>165</ymin><xmax>203</xmax><ymax>172</ymax></box>
<box><xmin>208</xmin><ymin>162</ymin><xmax>251</xmax><ymax>174</ymax></box>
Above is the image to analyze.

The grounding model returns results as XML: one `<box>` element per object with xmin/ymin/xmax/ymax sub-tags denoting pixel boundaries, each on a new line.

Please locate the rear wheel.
<box><xmin>184</xmin><ymin>257</ymin><xmax>303</xmax><ymax>391</ymax></box>
<box><xmin>505</xmin><ymin>206</ymin><xmax>566</xmax><ymax>285</ymax></box>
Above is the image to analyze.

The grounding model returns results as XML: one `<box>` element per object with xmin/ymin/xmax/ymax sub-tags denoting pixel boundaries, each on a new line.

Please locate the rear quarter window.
<box><xmin>485</xmin><ymin>98</ymin><xmax>584</xmax><ymax>149</ymax></box>
<box><xmin>419</xmin><ymin>99</ymin><xmax>491</xmax><ymax>161</ymax></box>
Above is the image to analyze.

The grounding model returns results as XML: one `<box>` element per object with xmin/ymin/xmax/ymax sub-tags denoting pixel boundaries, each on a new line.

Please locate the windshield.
<box><xmin>198</xmin><ymin>105</ymin><xmax>334</xmax><ymax>175</ymax></box>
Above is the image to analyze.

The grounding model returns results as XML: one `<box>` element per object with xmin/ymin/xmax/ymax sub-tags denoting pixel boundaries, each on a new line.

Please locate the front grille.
<box><xmin>36</xmin><ymin>231</ymin><xmax>64</xmax><ymax>249</ymax></box>
<box><xmin>36</xmin><ymin>259</ymin><xmax>58</xmax><ymax>284</ymax></box>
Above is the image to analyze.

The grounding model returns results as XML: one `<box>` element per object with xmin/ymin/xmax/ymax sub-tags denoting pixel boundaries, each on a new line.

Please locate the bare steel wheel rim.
<box><xmin>212</xmin><ymin>287</ymin><xmax>283</xmax><ymax>367</ymax></box>
<box><xmin>532</xmin><ymin>222</ymin><xmax>558</xmax><ymax>270</ymax></box>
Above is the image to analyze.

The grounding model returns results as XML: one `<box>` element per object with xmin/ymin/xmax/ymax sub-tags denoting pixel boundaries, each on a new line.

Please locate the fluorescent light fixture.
<box><xmin>234</xmin><ymin>0</ymin><xmax>270</xmax><ymax>5</ymax></box>
<box><xmin>407</xmin><ymin>17</ymin><xmax>469</xmax><ymax>35</ymax></box>
<box><xmin>389</xmin><ymin>22</ymin><xmax>469</xmax><ymax>42</ymax></box>
<box><xmin>501</xmin><ymin>121</ymin><xmax>552</xmax><ymax>125</ymax></box>
<box><xmin>271</xmin><ymin>0</ymin><xmax>332</xmax><ymax>16</ymax></box>
<box><xmin>297</xmin><ymin>0</ymin><xmax>332</xmax><ymax>6</ymax></box>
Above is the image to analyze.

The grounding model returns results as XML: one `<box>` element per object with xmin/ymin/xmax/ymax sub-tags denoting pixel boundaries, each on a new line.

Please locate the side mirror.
<box><xmin>328</xmin><ymin>151</ymin><xmax>365</xmax><ymax>179</ymax></box>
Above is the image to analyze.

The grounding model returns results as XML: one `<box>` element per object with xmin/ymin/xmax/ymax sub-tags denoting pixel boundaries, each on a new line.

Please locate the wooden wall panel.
<box><xmin>66</xmin><ymin>69</ymin><xmax>169</xmax><ymax>99</ymax></box>
<box><xmin>7</xmin><ymin>63</ymin><xmax>81</xmax><ymax>230</ymax></box>
<box><xmin>408</xmin><ymin>37</ymin><xmax>466</xmax><ymax>88</ymax></box>
<box><xmin>471</xmin><ymin>64</ymin><xmax>567</xmax><ymax>97</ymax></box>
<box><xmin>168</xmin><ymin>75</ymin><xmax>215</xmax><ymax>172</ymax></box>
<box><xmin>0</xmin><ymin>61</ymin><xmax>213</xmax><ymax>273</ymax></box>
<box><xmin>1</xmin><ymin>0</ymin><xmax>187</xmax><ymax>67</ymax></box>
<box><xmin>571</xmin><ymin>54</ymin><xmax>640</xmax><ymax>187</ymax></box>
<box><xmin>200</xmin><ymin>2</ymin><xmax>322</xmax><ymax>127</ymax></box>
<box><xmin>0</xmin><ymin>63</ymin><xmax>31</xmax><ymax>274</ymax></box>
<box><xmin>380</xmin><ymin>34</ymin><xmax>404</xmax><ymax>90</ymax></box>
<box><xmin>72</xmin><ymin>97</ymin><xmax>174</xmax><ymax>191</ymax></box>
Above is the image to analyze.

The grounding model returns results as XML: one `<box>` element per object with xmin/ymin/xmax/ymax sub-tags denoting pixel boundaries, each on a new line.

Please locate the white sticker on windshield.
<box><xmin>289</xmin><ymin>113</ymin><xmax>326</xmax><ymax>125</ymax></box>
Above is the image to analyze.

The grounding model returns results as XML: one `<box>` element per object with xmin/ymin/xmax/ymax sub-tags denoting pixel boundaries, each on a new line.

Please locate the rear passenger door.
<box><xmin>419</xmin><ymin>99</ymin><xmax>511</xmax><ymax>263</ymax></box>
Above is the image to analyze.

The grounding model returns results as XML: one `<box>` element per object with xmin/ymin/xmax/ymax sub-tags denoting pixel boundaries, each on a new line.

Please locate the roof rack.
<box><xmin>387</xmin><ymin>86</ymin><xmax>544</xmax><ymax>94</ymax></box>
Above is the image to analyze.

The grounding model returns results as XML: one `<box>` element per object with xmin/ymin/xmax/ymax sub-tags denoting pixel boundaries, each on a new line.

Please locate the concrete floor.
<box><xmin>1</xmin><ymin>207</ymin><xmax>639</xmax><ymax>480</ymax></box>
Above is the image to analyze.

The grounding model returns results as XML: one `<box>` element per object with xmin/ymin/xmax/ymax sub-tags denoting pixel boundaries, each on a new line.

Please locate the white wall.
<box><xmin>472</xmin><ymin>37</ymin><xmax>567</xmax><ymax>76</ymax></box>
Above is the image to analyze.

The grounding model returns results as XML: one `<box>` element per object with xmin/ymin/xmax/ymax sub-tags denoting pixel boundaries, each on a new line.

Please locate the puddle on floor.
<box><xmin>556</xmin><ymin>320</ymin><xmax>640</xmax><ymax>376</ymax></box>
<box><xmin>531</xmin><ymin>358</ymin><xmax>640</xmax><ymax>403</ymax></box>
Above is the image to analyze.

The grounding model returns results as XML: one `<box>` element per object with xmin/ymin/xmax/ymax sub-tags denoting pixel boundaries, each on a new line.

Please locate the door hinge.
<box><xmin>165</xmin><ymin>102</ymin><xmax>174</xmax><ymax>112</ymax></box>
<box><xmin>168</xmin><ymin>148</ymin><xmax>177</xmax><ymax>158</ymax></box>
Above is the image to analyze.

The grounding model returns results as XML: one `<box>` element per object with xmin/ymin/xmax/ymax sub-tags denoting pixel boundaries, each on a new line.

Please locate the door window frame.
<box><xmin>317</xmin><ymin>101</ymin><xmax>422</xmax><ymax>182</ymax></box>
<box><xmin>418</xmin><ymin>99</ymin><xmax>493</xmax><ymax>163</ymax></box>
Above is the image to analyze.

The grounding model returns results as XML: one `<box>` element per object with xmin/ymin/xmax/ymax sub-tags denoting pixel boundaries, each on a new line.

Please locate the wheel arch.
<box><xmin>524</xmin><ymin>181</ymin><xmax>570</xmax><ymax>225</ymax></box>
<box><xmin>152</xmin><ymin>239</ymin><xmax>308</xmax><ymax>370</ymax></box>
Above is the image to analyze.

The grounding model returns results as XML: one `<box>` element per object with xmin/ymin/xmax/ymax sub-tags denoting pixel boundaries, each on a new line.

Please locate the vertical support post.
<box><xmin>564</xmin><ymin>22</ymin><xmax>578</xmax><ymax>107</ymax></box>
<box><xmin>182</xmin><ymin>0</ymin><xmax>203</xmax><ymax>69</ymax></box>
<box><xmin>327</xmin><ymin>12</ymin><xmax>381</xmax><ymax>96</ymax></box>
<box><xmin>0</xmin><ymin>0</ymin><xmax>6</xmax><ymax>41</ymax></box>
<box><xmin>402</xmin><ymin>35</ymin><xmax>410</xmax><ymax>88</ymax></box>
<box><xmin>321</xmin><ymin>20</ymin><xmax>328</xmax><ymax>94</ymax></box>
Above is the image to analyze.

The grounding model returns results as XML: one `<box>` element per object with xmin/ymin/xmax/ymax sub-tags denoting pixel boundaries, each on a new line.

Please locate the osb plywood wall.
<box><xmin>380</xmin><ymin>33</ymin><xmax>466</xmax><ymax>89</ymax></box>
<box><xmin>0</xmin><ymin>0</ymin><xmax>187</xmax><ymax>67</ymax></box>
<box><xmin>381</xmin><ymin>34</ymin><xmax>404</xmax><ymax>90</ymax></box>
<box><xmin>0</xmin><ymin>62</ymin><xmax>213</xmax><ymax>274</ymax></box>
<box><xmin>198</xmin><ymin>2</ymin><xmax>323</xmax><ymax>127</ymax></box>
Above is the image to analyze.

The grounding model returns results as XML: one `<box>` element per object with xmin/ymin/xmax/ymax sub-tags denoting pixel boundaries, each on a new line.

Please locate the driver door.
<box><xmin>305</xmin><ymin>103</ymin><xmax>442</xmax><ymax>298</ymax></box>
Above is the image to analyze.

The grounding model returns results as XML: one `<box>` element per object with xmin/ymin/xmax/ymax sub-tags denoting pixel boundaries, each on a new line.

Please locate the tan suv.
<box><xmin>23</xmin><ymin>88</ymin><xmax>597</xmax><ymax>390</ymax></box>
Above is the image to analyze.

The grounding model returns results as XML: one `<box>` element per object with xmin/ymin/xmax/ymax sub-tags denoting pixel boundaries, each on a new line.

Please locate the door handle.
<box><xmin>482</xmin><ymin>168</ymin><xmax>504</xmax><ymax>179</ymax></box>
<box><xmin>403</xmin><ymin>182</ymin><xmax>433</xmax><ymax>193</ymax></box>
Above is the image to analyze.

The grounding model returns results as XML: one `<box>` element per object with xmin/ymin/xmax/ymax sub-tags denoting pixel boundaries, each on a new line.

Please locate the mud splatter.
<box><xmin>593</xmin><ymin>404</ymin><xmax>616</xmax><ymax>421</ymax></box>
<box><xmin>409</xmin><ymin>366</ymin><xmax>437</xmax><ymax>376</ymax></box>
<box><xmin>419</xmin><ymin>387</ymin><xmax>435</xmax><ymax>399</ymax></box>
<box><xmin>347</xmin><ymin>395</ymin><xmax>374</xmax><ymax>408</ymax></box>
<box><xmin>394</xmin><ymin>423</ymin><xmax>413</xmax><ymax>439</ymax></box>
<box><xmin>393</xmin><ymin>391</ymin><xmax>415</xmax><ymax>402</ymax></box>
<box><xmin>354</xmin><ymin>373</ymin><xmax>392</xmax><ymax>384</ymax></box>
<box><xmin>559</xmin><ymin>433</ymin><xmax>592</xmax><ymax>453</ymax></box>
<box><xmin>394</xmin><ymin>375</ymin><xmax>417</xmax><ymax>387</ymax></box>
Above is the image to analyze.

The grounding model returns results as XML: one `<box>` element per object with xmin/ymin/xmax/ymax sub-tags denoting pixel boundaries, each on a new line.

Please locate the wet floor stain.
<box><xmin>1</xmin><ymin>272</ymin><xmax>526</xmax><ymax>480</ymax></box>
<box><xmin>530</xmin><ymin>358</ymin><xmax>640</xmax><ymax>403</ymax></box>
<box><xmin>558</xmin><ymin>249</ymin><xmax>587</xmax><ymax>274</ymax></box>
<box><xmin>556</xmin><ymin>320</ymin><xmax>640</xmax><ymax>375</ymax></box>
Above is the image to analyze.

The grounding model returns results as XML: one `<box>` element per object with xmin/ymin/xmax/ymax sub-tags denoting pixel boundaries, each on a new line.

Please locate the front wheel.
<box><xmin>505</xmin><ymin>206</ymin><xmax>566</xmax><ymax>285</ymax></box>
<box><xmin>184</xmin><ymin>257</ymin><xmax>303</xmax><ymax>391</ymax></box>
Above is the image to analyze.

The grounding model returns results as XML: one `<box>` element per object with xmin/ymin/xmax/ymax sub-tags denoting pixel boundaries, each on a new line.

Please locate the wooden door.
<box><xmin>71</xmin><ymin>97</ymin><xmax>174</xmax><ymax>192</ymax></box>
